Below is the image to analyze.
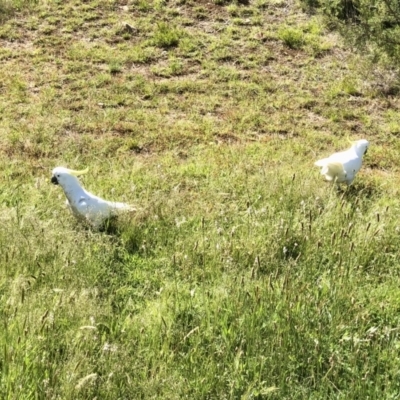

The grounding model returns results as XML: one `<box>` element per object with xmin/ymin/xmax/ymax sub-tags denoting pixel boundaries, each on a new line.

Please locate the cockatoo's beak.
<box><xmin>51</xmin><ymin>176</ymin><xmax>59</xmax><ymax>185</ymax></box>
<box><xmin>67</xmin><ymin>168</ymin><xmax>89</xmax><ymax>176</ymax></box>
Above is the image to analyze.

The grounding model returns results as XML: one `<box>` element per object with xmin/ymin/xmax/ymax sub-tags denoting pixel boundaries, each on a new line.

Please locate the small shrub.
<box><xmin>151</xmin><ymin>57</ymin><xmax>184</xmax><ymax>77</ymax></box>
<box><xmin>109</xmin><ymin>61</ymin><xmax>122</xmax><ymax>74</ymax></box>
<box><xmin>278</xmin><ymin>26</ymin><xmax>305</xmax><ymax>49</ymax></box>
<box><xmin>153</xmin><ymin>22</ymin><xmax>182</xmax><ymax>49</ymax></box>
<box><xmin>137</xmin><ymin>0</ymin><xmax>151</xmax><ymax>12</ymax></box>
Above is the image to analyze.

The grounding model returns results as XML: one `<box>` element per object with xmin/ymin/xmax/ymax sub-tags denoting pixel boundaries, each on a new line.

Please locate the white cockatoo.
<box><xmin>51</xmin><ymin>167</ymin><xmax>135</xmax><ymax>228</ymax></box>
<box><xmin>314</xmin><ymin>139</ymin><xmax>369</xmax><ymax>185</ymax></box>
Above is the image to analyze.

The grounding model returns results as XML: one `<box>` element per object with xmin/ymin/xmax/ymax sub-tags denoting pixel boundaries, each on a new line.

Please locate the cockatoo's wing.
<box><xmin>314</xmin><ymin>160</ymin><xmax>347</xmax><ymax>183</ymax></box>
<box><xmin>341</xmin><ymin>158</ymin><xmax>362</xmax><ymax>185</ymax></box>
<box><xmin>73</xmin><ymin>198</ymin><xmax>92</xmax><ymax>221</ymax></box>
<box><xmin>79</xmin><ymin>196</ymin><xmax>135</xmax><ymax>227</ymax></box>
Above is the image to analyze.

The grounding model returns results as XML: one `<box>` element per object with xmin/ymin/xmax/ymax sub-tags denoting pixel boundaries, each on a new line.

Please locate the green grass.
<box><xmin>1</xmin><ymin>0</ymin><xmax>400</xmax><ymax>398</ymax></box>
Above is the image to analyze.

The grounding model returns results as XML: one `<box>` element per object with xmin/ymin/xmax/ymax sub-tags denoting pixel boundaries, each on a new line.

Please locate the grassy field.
<box><xmin>1</xmin><ymin>0</ymin><xmax>400</xmax><ymax>398</ymax></box>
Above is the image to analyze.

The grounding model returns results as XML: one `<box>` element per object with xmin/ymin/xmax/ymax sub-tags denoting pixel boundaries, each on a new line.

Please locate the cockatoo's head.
<box><xmin>351</xmin><ymin>139</ymin><xmax>369</xmax><ymax>156</ymax></box>
<box><xmin>51</xmin><ymin>167</ymin><xmax>88</xmax><ymax>187</ymax></box>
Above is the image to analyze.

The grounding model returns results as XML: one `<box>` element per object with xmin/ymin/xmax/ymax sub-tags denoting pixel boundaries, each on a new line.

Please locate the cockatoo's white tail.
<box><xmin>111</xmin><ymin>202</ymin><xmax>136</xmax><ymax>212</ymax></box>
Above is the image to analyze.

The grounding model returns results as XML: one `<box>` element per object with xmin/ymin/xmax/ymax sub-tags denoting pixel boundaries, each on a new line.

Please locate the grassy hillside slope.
<box><xmin>1</xmin><ymin>0</ymin><xmax>400</xmax><ymax>398</ymax></box>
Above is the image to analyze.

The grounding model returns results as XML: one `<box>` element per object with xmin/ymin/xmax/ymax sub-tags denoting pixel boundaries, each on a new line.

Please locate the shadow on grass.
<box><xmin>100</xmin><ymin>216</ymin><xmax>146</xmax><ymax>255</ymax></box>
<box><xmin>339</xmin><ymin>181</ymin><xmax>380</xmax><ymax>200</ymax></box>
<box><xmin>99</xmin><ymin>216</ymin><xmax>121</xmax><ymax>235</ymax></box>
<box><xmin>0</xmin><ymin>0</ymin><xmax>16</xmax><ymax>24</ymax></box>
<box><xmin>0</xmin><ymin>0</ymin><xmax>37</xmax><ymax>24</ymax></box>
